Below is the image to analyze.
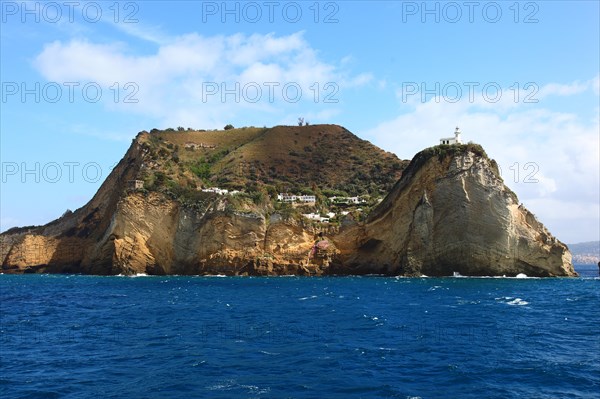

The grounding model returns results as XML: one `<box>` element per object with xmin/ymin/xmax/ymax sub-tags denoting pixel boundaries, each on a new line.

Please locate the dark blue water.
<box><xmin>1</xmin><ymin>266</ymin><xmax>598</xmax><ymax>398</ymax></box>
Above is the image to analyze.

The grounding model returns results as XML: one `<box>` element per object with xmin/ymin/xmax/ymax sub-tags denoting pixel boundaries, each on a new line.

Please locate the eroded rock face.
<box><xmin>0</xmin><ymin>138</ymin><xmax>575</xmax><ymax>277</ymax></box>
<box><xmin>0</xmin><ymin>234</ymin><xmax>88</xmax><ymax>273</ymax></box>
<box><xmin>0</xmin><ymin>190</ymin><xmax>330</xmax><ymax>276</ymax></box>
<box><xmin>331</xmin><ymin>149</ymin><xmax>575</xmax><ymax>277</ymax></box>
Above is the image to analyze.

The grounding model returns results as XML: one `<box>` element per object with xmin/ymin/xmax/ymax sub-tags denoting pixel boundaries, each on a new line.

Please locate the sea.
<box><xmin>1</xmin><ymin>265</ymin><xmax>598</xmax><ymax>399</ymax></box>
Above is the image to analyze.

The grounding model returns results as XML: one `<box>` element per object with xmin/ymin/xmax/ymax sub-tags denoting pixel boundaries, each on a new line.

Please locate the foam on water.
<box><xmin>495</xmin><ymin>296</ymin><xmax>530</xmax><ymax>306</ymax></box>
<box><xmin>299</xmin><ymin>295</ymin><xmax>318</xmax><ymax>300</ymax></box>
<box><xmin>506</xmin><ymin>298</ymin><xmax>529</xmax><ymax>306</ymax></box>
<box><xmin>117</xmin><ymin>273</ymin><xmax>149</xmax><ymax>277</ymax></box>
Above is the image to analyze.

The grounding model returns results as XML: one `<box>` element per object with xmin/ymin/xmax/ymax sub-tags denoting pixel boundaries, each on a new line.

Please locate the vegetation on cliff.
<box><xmin>129</xmin><ymin>124</ymin><xmax>407</xmax><ymax>220</ymax></box>
<box><xmin>404</xmin><ymin>143</ymin><xmax>493</xmax><ymax>176</ymax></box>
<box><xmin>0</xmin><ymin>124</ymin><xmax>575</xmax><ymax>277</ymax></box>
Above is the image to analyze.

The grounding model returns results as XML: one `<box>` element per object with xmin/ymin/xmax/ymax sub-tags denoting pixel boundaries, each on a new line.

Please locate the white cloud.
<box><xmin>538</xmin><ymin>77</ymin><xmax>599</xmax><ymax>98</ymax></box>
<box><xmin>109</xmin><ymin>20</ymin><xmax>170</xmax><ymax>45</ymax></box>
<box><xmin>35</xmin><ymin>40</ymin><xmax>135</xmax><ymax>85</ymax></box>
<box><xmin>524</xmin><ymin>198</ymin><xmax>600</xmax><ymax>244</ymax></box>
<box><xmin>366</xmin><ymin>79</ymin><xmax>600</xmax><ymax>243</ymax></box>
<box><xmin>394</xmin><ymin>77</ymin><xmax>600</xmax><ymax>115</ymax></box>
<box><xmin>225</xmin><ymin>32</ymin><xmax>306</xmax><ymax>66</ymax></box>
<box><xmin>33</xmin><ymin>31</ymin><xmax>369</xmax><ymax>129</ymax></box>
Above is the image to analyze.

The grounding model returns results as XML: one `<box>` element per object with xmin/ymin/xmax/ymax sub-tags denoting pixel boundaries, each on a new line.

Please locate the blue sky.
<box><xmin>1</xmin><ymin>0</ymin><xmax>598</xmax><ymax>243</ymax></box>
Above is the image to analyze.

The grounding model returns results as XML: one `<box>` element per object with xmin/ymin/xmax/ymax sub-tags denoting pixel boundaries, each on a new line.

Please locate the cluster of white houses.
<box><xmin>302</xmin><ymin>210</ymin><xmax>353</xmax><ymax>224</ymax></box>
<box><xmin>277</xmin><ymin>193</ymin><xmax>317</xmax><ymax>203</ymax></box>
<box><xmin>127</xmin><ymin>180</ymin><xmax>242</xmax><ymax>196</ymax></box>
<box><xmin>277</xmin><ymin>193</ymin><xmax>368</xmax><ymax>205</ymax></box>
<box><xmin>328</xmin><ymin>196</ymin><xmax>366</xmax><ymax>205</ymax></box>
<box><xmin>201</xmin><ymin>187</ymin><xmax>241</xmax><ymax>195</ymax></box>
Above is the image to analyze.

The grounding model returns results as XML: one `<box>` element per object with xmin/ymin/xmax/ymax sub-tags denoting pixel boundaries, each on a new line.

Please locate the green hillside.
<box><xmin>136</xmin><ymin>124</ymin><xmax>407</xmax><ymax>205</ymax></box>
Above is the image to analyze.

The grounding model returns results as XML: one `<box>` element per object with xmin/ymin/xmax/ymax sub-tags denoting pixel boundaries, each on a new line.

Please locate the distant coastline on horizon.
<box><xmin>568</xmin><ymin>241</ymin><xmax>600</xmax><ymax>264</ymax></box>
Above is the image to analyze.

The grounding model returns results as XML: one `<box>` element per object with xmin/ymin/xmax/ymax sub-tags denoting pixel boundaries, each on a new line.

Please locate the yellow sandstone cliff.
<box><xmin>0</xmin><ymin>126</ymin><xmax>575</xmax><ymax>277</ymax></box>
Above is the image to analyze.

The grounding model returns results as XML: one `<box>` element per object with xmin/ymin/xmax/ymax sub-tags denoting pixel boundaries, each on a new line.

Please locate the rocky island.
<box><xmin>0</xmin><ymin>124</ymin><xmax>576</xmax><ymax>277</ymax></box>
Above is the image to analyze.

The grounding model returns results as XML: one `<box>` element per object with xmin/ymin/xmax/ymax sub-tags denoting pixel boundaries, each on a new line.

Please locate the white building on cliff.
<box><xmin>440</xmin><ymin>127</ymin><xmax>462</xmax><ymax>145</ymax></box>
<box><xmin>277</xmin><ymin>193</ymin><xmax>316</xmax><ymax>203</ymax></box>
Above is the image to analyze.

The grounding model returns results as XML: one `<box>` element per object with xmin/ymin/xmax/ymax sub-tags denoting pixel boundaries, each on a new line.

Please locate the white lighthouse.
<box><xmin>440</xmin><ymin>127</ymin><xmax>462</xmax><ymax>145</ymax></box>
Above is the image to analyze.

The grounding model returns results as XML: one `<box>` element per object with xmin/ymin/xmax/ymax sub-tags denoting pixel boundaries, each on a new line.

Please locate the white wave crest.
<box><xmin>507</xmin><ymin>298</ymin><xmax>529</xmax><ymax>306</ymax></box>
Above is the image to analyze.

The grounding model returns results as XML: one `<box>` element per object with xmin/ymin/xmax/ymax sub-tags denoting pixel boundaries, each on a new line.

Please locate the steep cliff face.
<box><xmin>94</xmin><ymin>192</ymin><xmax>325</xmax><ymax>276</ymax></box>
<box><xmin>0</xmin><ymin>189</ymin><xmax>330</xmax><ymax>276</ymax></box>
<box><xmin>331</xmin><ymin>146</ymin><xmax>575</xmax><ymax>277</ymax></box>
<box><xmin>0</xmin><ymin>127</ymin><xmax>336</xmax><ymax>275</ymax></box>
<box><xmin>1</xmin><ymin>134</ymin><xmax>147</xmax><ymax>274</ymax></box>
<box><xmin>0</xmin><ymin>128</ymin><xmax>575</xmax><ymax>277</ymax></box>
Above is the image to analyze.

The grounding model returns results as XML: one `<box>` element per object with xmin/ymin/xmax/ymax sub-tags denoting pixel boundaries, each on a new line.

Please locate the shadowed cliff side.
<box><xmin>330</xmin><ymin>144</ymin><xmax>575</xmax><ymax>277</ymax></box>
